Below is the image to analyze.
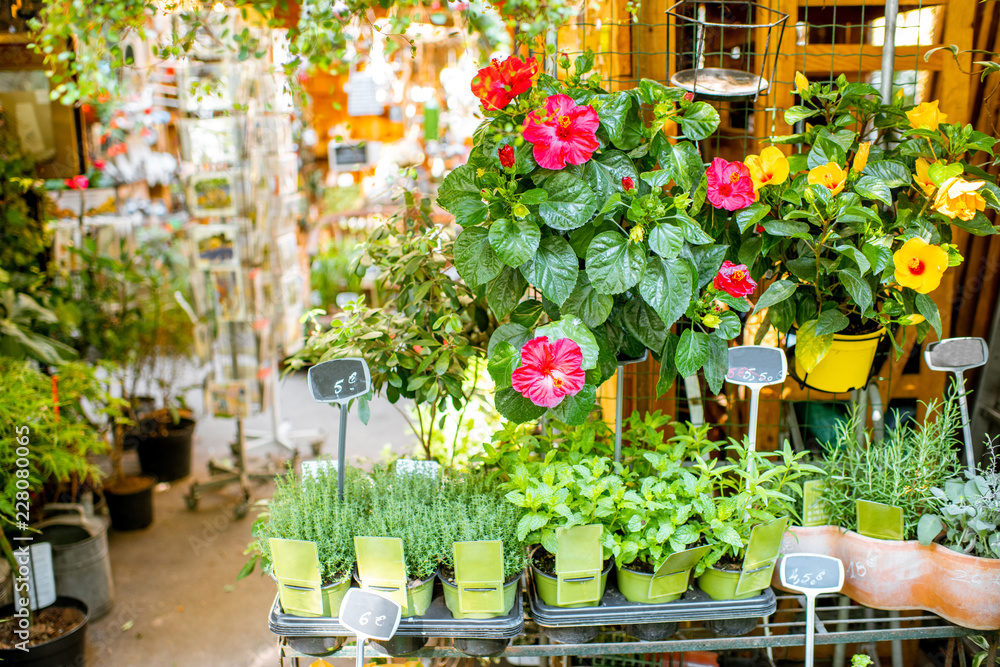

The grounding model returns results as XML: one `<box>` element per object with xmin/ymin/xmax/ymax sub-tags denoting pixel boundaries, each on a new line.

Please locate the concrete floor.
<box><xmin>86</xmin><ymin>371</ymin><xmax>416</xmax><ymax>666</ymax></box>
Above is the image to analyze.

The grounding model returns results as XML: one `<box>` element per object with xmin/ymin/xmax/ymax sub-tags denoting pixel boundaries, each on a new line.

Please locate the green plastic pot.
<box><xmin>616</xmin><ymin>565</ymin><xmax>688</xmax><ymax>604</ymax></box>
<box><xmin>533</xmin><ymin>558</ymin><xmax>611</xmax><ymax>608</ymax></box>
<box><xmin>353</xmin><ymin>571</ymin><xmax>435</xmax><ymax>618</ymax></box>
<box><xmin>321</xmin><ymin>577</ymin><xmax>352</xmax><ymax>617</ymax></box>
<box><xmin>696</xmin><ymin>566</ymin><xmax>762</xmax><ymax>601</ymax></box>
<box><xmin>440</xmin><ymin>570</ymin><xmax>519</xmax><ymax>619</ymax></box>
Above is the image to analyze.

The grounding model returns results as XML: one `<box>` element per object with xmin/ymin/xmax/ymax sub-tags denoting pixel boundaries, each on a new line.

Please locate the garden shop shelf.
<box><xmin>276</xmin><ymin>594</ymin><xmax>995</xmax><ymax>665</ymax></box>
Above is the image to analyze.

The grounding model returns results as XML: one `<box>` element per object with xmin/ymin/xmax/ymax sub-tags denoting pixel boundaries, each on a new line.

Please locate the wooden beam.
<box><xmin>937</xmin><ymin>0</ymin><xmax>976</xmax><ymax>124</ymax></box>
<box><xmin>798</xmin><ymin>44</ymin><xmax>949</xmax><ymax>74</ymax></box>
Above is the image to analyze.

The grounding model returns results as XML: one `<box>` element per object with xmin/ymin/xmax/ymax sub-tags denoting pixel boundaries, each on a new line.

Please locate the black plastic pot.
<box><xmin>537</xmin><ymin>624</ymin><xmax>600</xmax><ymax>644</ymax></box>
<box><xmin>104</xmin><ymin>476</ymin><xmax>155</xmax><ymax>531</ymax></box>
<box><xmin>0</xmin><ymin>596</ymin><xmax>88</xmax><ymax>666</ymax></box>
<box><xmin>622</xmin><ymin>621</ymin><xmax>678</xmax><ymax>641</ymax></box>
<box><xmin>454</xmin><ymin>637</ymin><xmax>510</xmax><ymax>657</ymax></box>
<box><xmin>135</xmin><ymin>417</ymin><xmax>196</xmax><ymax>483</ymax></box>
<box><xmin>708</xmin><ymin>616</ymin><xmax>758</xmax><ymax>636</ymax></box>
<box><xmin>286</xmin><ymin>636</ymin><xmax>345</xmax><ymax>656</ymax></box>
<box><xmin>370</xmin><ymin>635</ymin><xmax>428</xmax><ymax>656</ymax></box>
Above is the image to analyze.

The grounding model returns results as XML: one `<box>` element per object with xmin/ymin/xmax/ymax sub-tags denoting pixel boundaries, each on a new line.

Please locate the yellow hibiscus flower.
<box><xmin>906</xmin><ymin>100</ymin><xmax>947</xmax><ymax>132</ymax></box>
<box><xmin>893</xmin><ymin>238</ymin><xmax>949</xmax><ymax>294</ymax></box>
<box><xmin>914</xmin><ymin>158</ymin><xmax>936</xmax><ymax>195</ymax></box>
<box><xmin>744</xmin><ymin>146</ymin><xmax>790</xmax><ymax>191</ymax></box>
<box><xmin>933</xmin><ymin>177</ymin><xmax>987</xmax><ymax>221</ymax></box>
<box><xmin>852</xmin><ymin>142</ymin><xmax>871</xmax><ymax>174</ymax></box>
<box><xmin>795</xmin><ymin>72</ymin><xmax>810</xmax><ymax>95</ymax></box>
<box><xmin>807</xmin><ymin>162</ymin><xmax>847</xmax><ymax>196</ymax></box>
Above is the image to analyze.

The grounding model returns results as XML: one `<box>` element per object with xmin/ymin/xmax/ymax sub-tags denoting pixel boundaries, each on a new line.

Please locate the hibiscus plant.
<box><xmin>439</xmin><ymin>51</ymin><xmax>762</xmax><ymax>425</ymax></box>
<box><xmin>737</xmin><ymin>74</ymin><xmax>1000</xmax><ymax>373</ymax></box>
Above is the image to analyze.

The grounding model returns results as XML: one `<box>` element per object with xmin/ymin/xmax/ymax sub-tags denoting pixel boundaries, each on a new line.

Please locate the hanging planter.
<box><xmin>790</xmin><ymin>328</ymin><xmax>886</xmax><ymax>394</ymax></box>
<box><xmin>666</xmin><ymin>0</ymin><xmax>788</xmax><ymax>100</ymax></box>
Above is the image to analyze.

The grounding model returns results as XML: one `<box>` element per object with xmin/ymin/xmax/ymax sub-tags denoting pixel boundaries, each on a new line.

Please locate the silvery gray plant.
<box><xmin>918</xmin><ymin>437</ymin><xmax>1000</xmax><ymax>559</ymax></box>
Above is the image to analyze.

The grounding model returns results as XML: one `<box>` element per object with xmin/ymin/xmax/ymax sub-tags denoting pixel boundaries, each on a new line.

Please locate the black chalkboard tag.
<box><xmin>308</xmin><ymin>358</ymin><xmax>371</xmax><ymax>404</ymax></box>
<box><xmin>726</xmin><ymin>345</ymin><xmax>787</xmax><ymax>387</ymax></box>
<box><xmin>779</xmin><ymin>553</ymin><xmax>845</xmax><ymax>667</ymax></box>
<box><xmin>338</xmin><ymin>587</ymin><xmax>402</xmax><ymax>642</ymax></box>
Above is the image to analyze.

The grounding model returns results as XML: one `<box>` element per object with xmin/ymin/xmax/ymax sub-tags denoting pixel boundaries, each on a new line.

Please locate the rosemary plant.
<box><xmin>821</xmin><ymin>396</ymin><xmax>963</xmax><ymax>540</ymax></box>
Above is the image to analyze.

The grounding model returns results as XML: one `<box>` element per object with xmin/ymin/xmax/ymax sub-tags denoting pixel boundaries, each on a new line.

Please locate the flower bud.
<box><xmin>621</xmin><ymin>176</ymin><xmax>635</xmax><ymax>191</ymax></box>
<box><xmin>498</xmin><ymin>144</ymin><xmax>516</xmax><ymax>169</ymax></box>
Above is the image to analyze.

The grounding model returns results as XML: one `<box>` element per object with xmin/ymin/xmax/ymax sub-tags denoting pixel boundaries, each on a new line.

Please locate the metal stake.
<box><xmin>879</xmin><ymin>0</ymin><xmax>900</xmax><ymax>104</ymax></box>
<box><xmin>337</xmin><ymin>403</ymin><xmax>349</xmax><ymax>500</ymax></box>
<box><xmin>614</xmin><ymin>365</ymin><xmax>624</xmax><ymax>464</ymax></box>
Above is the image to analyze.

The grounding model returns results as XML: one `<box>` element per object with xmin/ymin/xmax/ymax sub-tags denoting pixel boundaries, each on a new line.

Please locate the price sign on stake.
<box><xmin>726</xmin><ymin>346</ymin><xmax>786</xmax><ymax>491</ymax></box>
<box><xmin>339</xmin><ymin>588</ymin><xmax>402</xmax><ymax>667</ymax></box>
<box><xmin>307</xmin><ymin>358</ymin><xmax>371</xmax><ymax>499</ymax></box>
<box><xmin>780</xmin><ymin>553</ymin><xmax>845</xmax><ymax>667</ymax></box>
<box><xmin>924</xmin><ymin>337</ymin><xmax>988</xmax><ymax>470</ymax></box>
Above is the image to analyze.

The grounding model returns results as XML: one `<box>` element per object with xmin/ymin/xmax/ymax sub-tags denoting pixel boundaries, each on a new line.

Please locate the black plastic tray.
<box><xmin>527</xmin><ymin>567</ymin><xmax>776</xmax><ymax>627</ymax></box>
<box><xmin>268</xmin><ymin>588</ymin><xmax>523</xmax><ymax>639</ymax></box>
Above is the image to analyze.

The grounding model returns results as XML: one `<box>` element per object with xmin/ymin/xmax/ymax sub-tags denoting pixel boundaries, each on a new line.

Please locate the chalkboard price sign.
<box><xmin>726</xmin><ymin>346</ymin><xmax>787</xmax><ymax>387</ymax></box>
<box><xmin>338</xmin><ymin>588</ymin><xmax>402</xmax><ymax>641</ymax></box>
<box><xmin>308</xmin><ymin>358</ymin><xmax>370</xmax><ymax>404</ymax></box>
<box><xmin>780</xmin><ymin>553</ymin><xmax>844</xmax><ymax>595</ymax></box>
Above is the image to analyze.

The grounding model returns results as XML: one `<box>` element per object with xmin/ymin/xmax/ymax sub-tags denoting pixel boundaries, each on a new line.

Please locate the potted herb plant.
<box><xmin>0</xmin><ymin>359</ymin><xmax>123</xmax><ymax>660</ymax></box>
<box><xmin>435</xmin><ymin>475</ymin><xmax>528</xmax><ymax>621</ymax></box>
<box><xmin>439</xmin><ymin>51</ymin><xmax>764</xmax><ymax>425</ymax></box>
<box><xmin>747</xmin><ymin>75</ymin><xmax>999</xmax><ymax>393</ymax></box>
<box><xmin>694</xmin><ymin>440</ymin><xmax>821</xmax><ymax>601</ymax></box>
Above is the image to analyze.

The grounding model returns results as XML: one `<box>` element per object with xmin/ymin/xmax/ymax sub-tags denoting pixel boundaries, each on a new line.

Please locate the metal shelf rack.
<box><xmin>276</xmin><ymin>593</ymin><xmax>998</xmax><ymax>665</ymax></box>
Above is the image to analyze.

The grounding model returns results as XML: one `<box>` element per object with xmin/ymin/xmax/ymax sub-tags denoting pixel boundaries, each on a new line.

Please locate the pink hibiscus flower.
<box><xmin>511</xmin><ymin>336</ymin><xmax>586</xmax><ymax>408</ymax></box>
<box><xmin>705</xmin><ymin>158</ymin><xmax>755</xmax><ymax>211</ymax></box>
<box><xmin>522</xmin><ymin>94</ymin><xmax>600</xmax><ymax>170</ymax></box>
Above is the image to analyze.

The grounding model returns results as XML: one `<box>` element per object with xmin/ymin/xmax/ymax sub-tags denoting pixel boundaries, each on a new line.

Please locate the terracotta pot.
<box><xmin>776</xmin><ymin>526</ymin><xmax>1000</xmax><ymax>630</ymax></box>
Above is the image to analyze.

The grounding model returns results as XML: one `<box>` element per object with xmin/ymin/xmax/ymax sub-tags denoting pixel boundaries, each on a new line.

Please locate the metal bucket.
<box><xmin>35</xmin><ymin>504</ymin><xmax>114</xmax><ymax>620</ymax></box>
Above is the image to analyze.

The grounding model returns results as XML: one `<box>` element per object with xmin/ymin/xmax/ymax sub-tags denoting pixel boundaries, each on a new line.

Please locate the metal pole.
<box><xmin>355</xmin><ymin>637</ymin><xmax>366</xmax><ymax>667</ymax></box>
<box><xmin>954</xmin><ymin>371</ymin><xmax>976</xmax><ymax>470</ymax></box>
<box><xmin>880</xmin><ymin>0</ymin><xmax>900</xmax><ymax>104</ymax></box>
<box><xmin>615</xmin><ymin>365</ymin><xmax>624</xmax><ymax>464</ymax></box>
<box><xmin>746</xmin><ymin>386</ymin><xmax>760</xmax><ymax>493</ymax></box>
<box><xmin>338</xmin><ymin>403</ymin><xmax>348</xmax><ymax>500</ymax></box>
<box><xmin>805</xmin><ymin>593</ymin><xmax>816</xmax><ymax>667</ymax></box>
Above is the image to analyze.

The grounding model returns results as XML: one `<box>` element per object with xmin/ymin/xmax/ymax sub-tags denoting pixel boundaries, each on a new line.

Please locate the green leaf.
<box><xmin>562</xmin><ymin>273</ymin><xmax>614</xmax><ymax>328</ymax></box>
<box><xmin>734</xmin><ymin>202</ymin><xmax>770</xmax><ymax>233</ymax></box>
<box><xmin>495</xmin><ymin>386</ymin><xmax>547</xmax><ymax>424</ymax></box>
<box><xmin>862</xmin><ymin>160</ymin><xmax>911</xmax><ymax>188</ymax></box>
<box><xmin>762</xmin><ymin>220</ymin><xmax>811</xmax><ymax>238</ymax></box>
<box><xmin>584</xmin><ymin>150</ymin><xmax>639</xmax><ymax>204</ymax></box>
<box><xmin>657</xmin><ymin>141</ymin><xmax>703</xmax><ymax>193</ymax></box>
<box><xmin>549</xmin><ymin>384</ymin><xmax>598</xmax><ymax>425</ymax></box>
<box><xmin>509</xmin><ymin>299</ymin><xmax>544</xmax><ymax>329</ymax></box>
<box><xmin>704</xmin><ymin>336</ymin><xmax>728</xmax><ymax>394</ymax></box>
<box><xmin>836</xmin><ymin>244</ymin><xmax>871</xmax><ymax>275</ymax></box>
<box><xmin>795</xmin><ymin>319</ymin><xmax>834</xmax><ymax>373</ymax></box>
<box><xmin>675</xmin><ymin>329</ymin><xmax>710</xmax><ymax>378</ymax></box>
<box><xmin>536</xmin><ymin>318</ymin><xmax>600</xmax><ymax>370</ymax></box>
<box><xmin>679</xmin><ymin>102</ymin><xmax>720</xmax><ymax>141</ymax></box>
<box><xmin>622</xmin><ymin>297</ymin><xmax>668</xmax><ymax>352</ymax></box>
<box><xmin>927</xmin><ymin>161</ymin><xmax>963</xmax><ymax>187</ymax></box>
<box><xmin>713</xmin><ymin>310</ymin><xmax>741</xmax><ymax>340</ymax></box>
<box><xmin>520</xmin><ymin>236</ymin><xmax>579</xmax><ymax>306</ymax></box>
<box><xmin>917</xmin><ymin>514</ymin><xmax>943</xmax><ymax>546</ymax></box>
<box><xmin>486</xmin><ymin>266</ymin><xmax>528</xmax><ymax>320</ymax></box>
<box><xmin>586</xmin><ymin>231</ymin><xmax>647</xmax><ymax>295</ymax></box>
<box><xmin>598</xmin><ymin>92</ymin><xmax>636</xmax><ymax>149</ymax></box>
<box><xmin>489</xmin><ymin>217</ymin><xmax>541</xmax><ymax>267</ymax></box>
<box><xmin>649</xmin><ymin>224</ymin><xmax>685</xmax><ymax>259</ymax></box>
<box><xmin>688</xmin><ymin>244</ymin><xmax>728</xmax><ymax>288</ymax></box>
<box><xmin>815</xmin><ymin>308</ymin><xmax>850</xmax><ymax>336</ymax></box>
<box><xmin>640</xmin><ymin>169</ymin><xmax>673</xmax><ymax>188</ymax></box>
<box><xmin>488</xmin><ymin>341</ymin><xmax>519</xmax><ymax>387</ymax></box>
<box><xmin>488</xmin><ymin>322</ymin><xmax>530</xmax><ymax>358</ymax></box>
<box><xmin>438</xmin><ymin>165</ymin><xmax>488</xmax><ymax>226</ymax></box>
<box><xmin>454</xmin><ymin>227</ymin><xmax>503</xmax><ymax>288</ymax></box>
<box><xmin>952</xmin><ymin>211</ymin><xmax>998</xmax><ymax>236</ymax></box>
<box><xmin>915</xmin><ymin>293</ymin><xmax>942</xmax><ymax>338</ymax></box>
<box><xmin>838</xmin><ymin>268</ymin><xmax>873</xmax><ymax>313</ymax></box>
<box><xmin>854</xmin><ymin>175</ymin><xmax>893</xmax><ymax>206</ymax></box>
<box><xmin>638</xmin><ymin>256</ymin><xmax>694</xmax><ymax>327</ymax></box>
<box><xmin>657</xmin><ymin>332</ymin><xmax>679</xmax><ymax>395</ymax></box>
<box><xmin>539</xmin><ymin>172</ymin><xmax>599</xmax><ymax>231</ymax></box>
<box><xmin>785</xmin><ymin>105</ymin><xmax>819</xmax><ymax>124</ymax></box>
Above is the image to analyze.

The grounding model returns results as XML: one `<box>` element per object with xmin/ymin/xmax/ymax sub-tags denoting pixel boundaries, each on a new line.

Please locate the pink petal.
<box><xmin>512</xmin><ymin>368</ymin><xmax>563</xmax><ymax>408</ymax></box>
<box><xmin>567</xmin><ymin>105</ymin><xmax>600</xmax><ymax>133</ymax></box>
<box><xmin>545</xmin><ymin>94</ymin><xmax>576</xmax><ymax>116</ymax></box>
<box><xmin>533</xmin><ymin>142</ymin><xmax>567</xmax><ymax>170</ymax></box>
<box><xmin>518</xmin><ymin>336</ymin><xmax>552</xmax><ymax>367</ymax></box>
<box><xmin>561</xmin><ymin>133</ymin><xmax>600</xmax><ymax>166</ymax></box>
<box><xmin>523</xmin><ymin>118</ymin><xmax>558</xmax><ymax>145</ymax></box>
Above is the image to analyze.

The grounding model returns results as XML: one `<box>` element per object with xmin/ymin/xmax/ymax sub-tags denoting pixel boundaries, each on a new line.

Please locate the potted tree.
<box><xmin>747</xmin><ymin>76</ymin><xmax>999</xmax><ymax>393</ymax></box>
<box><xmin>0</xmin><ymin>359</ymin><xmax>123</xmax><ymax>661</ymax></box>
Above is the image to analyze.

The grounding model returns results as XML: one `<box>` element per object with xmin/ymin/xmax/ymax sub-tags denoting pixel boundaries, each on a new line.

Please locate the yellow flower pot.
<box><xmin>794</xmin><ymin>328</ymin><xmax>885</xmax><ymax>394</ymax></box>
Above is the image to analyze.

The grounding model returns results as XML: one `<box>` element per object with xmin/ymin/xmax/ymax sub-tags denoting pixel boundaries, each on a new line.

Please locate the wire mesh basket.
<box><xmin>666</xmin><ymin>0</ymin><xmax>787</xmax><ymax>101</ymax></box>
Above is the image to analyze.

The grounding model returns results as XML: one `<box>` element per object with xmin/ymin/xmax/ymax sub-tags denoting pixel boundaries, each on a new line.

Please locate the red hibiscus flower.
<box><xmin>621</xmin><ymin>176</ymin><xmax>635</xmax><ymax>191</ymax></box>
<box><xmin>522</xmin><ymin>94</ymin><xmax>600</xmax><ymax>170</ymax></box>
<box><xmin>64</xmin><ymin>175</ymin><xmax>89</xmax><ymax>190</ymax></box>
<box><xmin>511</xmin><ymin>336</ymin><xmax>586</xmax><ymax>408</ymax></box>
<box><xmin>498</xmin><ymin>144</ymin><xmax>516</xmax><ymax>169</ymax></box>
<box><xmin>471</xmin><ymin>55</ymin><xmax>538</xmax><ymax>111</ymax></box>
<box><xmin>706</xmin><ymin>158</ymin><xmax>756</xmax><ymax>211</ymax></box>
<box><xmin>713</xmin><ymin>260</ymin><xmax>757</xmax><ymax>298</ymax></box>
